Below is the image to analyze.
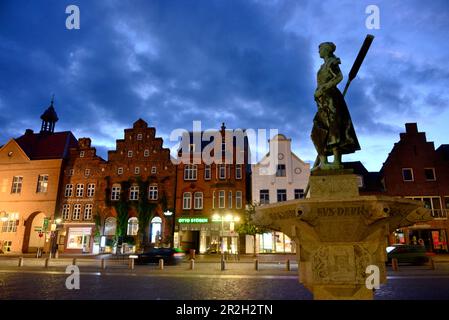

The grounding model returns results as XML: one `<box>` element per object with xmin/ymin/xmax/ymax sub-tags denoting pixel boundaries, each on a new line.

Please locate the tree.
<box><xmin>236</xmin><ymin>203</ymin><xmax>271</xmax><ymax>257</ymax></box>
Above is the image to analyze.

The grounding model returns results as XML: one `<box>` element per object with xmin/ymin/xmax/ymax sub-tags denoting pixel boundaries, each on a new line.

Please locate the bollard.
<box><xmin>189</xmin><ymin>259</ymin><xmax>195</xmax><ymax>270</ymax></box>
<box><xmin>220</xmin><ymin>255</ymin><xmax>226</xmax><ymax>271</ymax></box>
<box><xmin>159</xmin><ymin>259</ymin><xmax>165</xmax><ymax>270</ymax></box>
<box><xmin>101</xmin><ymin>258</ymin><xmax>106</xmax><ymax>270</ymax></box>
<box><xmin>55</xmin><ymin>251</ymin><xmax>59</xmax><ymax>259</ymax></box>
<box><xmin>254</xmin><ymin>259</ymin><xmax>259</xmax><ymax>271</ymax></box>
<box><xmin>392</xmin><ymin>258</ymin><xmax>398</xmax><ymax>271</ymax></box>
<box><xmin>286</xmin><ymin>259</ymin><xmax>291</xmax><ymax>271</ymax></box>
<box><xmin>45</xmin><ymin>258</ymin><xmax>50</xmax><ymax>268</ymax></box>
<box><xmin>129</xmin><ymin>257</ymin><xmax>135</xmax><ymax>270</ymax></box>
<box><xmin>18</xmin><ymin>257</ymin><xmax>24</xmax><ymax>267</ymax></box>
<box><xmin>72</xmin><ymin>258</ymin><xmax>77</xmax><ymax>266</ymax></box>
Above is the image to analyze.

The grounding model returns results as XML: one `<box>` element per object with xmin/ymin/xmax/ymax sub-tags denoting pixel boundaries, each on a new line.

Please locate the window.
<box><xmin>2</xmin><ymin>241</ymin><xmax>12</xmax><ymax>252</ymax></box>
<box><xmin>204</xmin><ymin>165</ymin><xmax>211</xmax><ymax>180</ymax></box>
<box><xmin>236</xmin><ymin>191</ymin><xmax>242</xmax><ymax>209</ymax></box>
<box><xmin>84</xmin><ymin>169</ymin><xmax>90</xmax><ymax>176</ymax></box>
<box><xmin>73</xmin><ymin>204</ymin><xmax>81</xmax><ymax>220</ymax></box>
<box><xmin>68</xmin><ymin>169</ymin><xmax>74</xmax><ymax>176</ymax></box>
<box><xmin>135</xmin><ymin>167</ymin><xmax>140</xmax><ymax>175</ymax></box>
<box><xmin>11</xmin><ymin>176</ymin><xmax>23</xmax><ymax>194</ymax></box>
<box><xmin>150</xmin><ymin>217</ymin><xmax>162</xmax><ymax>243</ymax></box>
<box><xmin>84</xmin><ymin>204</ymin><xmax>93</xmax><ymax>220</ymax></box>
<box><xmin>402</xmin><ymin>168</ymin><xmax>414</xmax><ymax>182</ymax></box>
<box><xmin>183</xmin><ymin>192</ymin><xmax>192</xmax><ymax>209</ymax></box>
<box><xmin>76</xmin><ymin>184</ymin><xmax>84</xmax><ymax>197</ymax></box>
<box><xmin>129</xmin><ymin>185</ymin><xmax>139</xmax><ymax>201</ymax></box>
<box><xmin>260</xmin><ymin>189</ymin><xmax>270</xmax><ymax>204</ymax></box>
<box><xmin>236</xmin><ymin>165</ymin><xmax>242</xmax><ymax>179</ymax></box>
<box><xmin>212</xmin><ymin>191</ymin><xmax>216</xmax><ymax>209</ymax></box>
<box><xmin>357</xmin><ymin>176</ymin><xmax>364</xmax><ymax>188</ymax></box>
<box><xmin>228</xmin><ymin>191</ymin><xmax>232</xmax><ymax>208</ymax></box>
<box><xmin>118</xmin><ymin>167</ymin><xmax>123</xmax><ymax>175</ymax></box>
<box><xmin>144</xmin><ymin>149</ymin><xmax>150</xmax><ymax>157</ymax></box>
<box><xmin>148</xmin><ymin>185</ymin><xmax>158</xmax><ymax>200</ymax></box>
<box><xmin>219</xmin><ymin>190</ymin><xmax>225</xmax><ymax>208</ymax></box>
<box><xmin>137</xmin><ymin>133</ymin><xmax>143</xmax><ymax>141</ymax></box>
<box><xmin>80</xmin><ymin>151</ymin><xmax>85</xmax><ymax>158</ymax></box>
<box><xmin>127</xmin><ymin>217</ymin><xmax>139</xmax><ymax>236</ymax></box>
<box><xmin>194</xmin><ymin>192</ymin><xmax>203</xmax><ymax>209</ymax></box>
<box><xmin>87</xmin><ymin>184</ymin><xmax>95</xmax><ymax>197</ymax></box>
<box><xmin>1</xmin><ymin>213</ymin><xmax>18</xmax><ymax>233</ymax></box>
<box><xmin>151</xmin><ymin>166</ymin><xmax>157</xmax><ymax>174</ymax></box>
<box><xmin>64</xmin><ymin>184</ymin><xmax>73</xmax><ymax>197</ymax></box>
<box><xmin>277</xmin><ymin>189</ymin><xmax>287</xmax><ymax>202</ymax></box>
<box><xmin>424</xmin><ymin>168</ymin><xmax>436</xmax><ymax>181</ymax></box>
<box><xmin>128</xmin><ymin>151</ymin><xmax>133</xmax><ymax>157</ymax></box>
<box><xmin>219</xmin><ymin>164</ymin><xmax>226</xmax><ymax>179</ymax></box>
<box><xmin>294</xmin><ymin>189</ymin><xmax>305</xmax><ymax>199</ymax></box>
<box><xmin>62</xmin><ymin>204</ymin><xmax>70</xmax><ymax>220</ymax></box>
<box><xmin>36</xmin><ymin>174</ymin><xmax>48</xmax><ymax>193</ymax></box>
<box><xmin>276</xmin><ymin>164</ymin><xmax>286</xmax><ymax>177</ymax></box>
<box><xmin>184</xmin><ymin>165</ymin><xmax>197</xmax><ymax>180</ymax></box>
<box><xmin>111</xmin><ymin>184</ymin><xmax>121</xmax><ymax>201</ymax></box>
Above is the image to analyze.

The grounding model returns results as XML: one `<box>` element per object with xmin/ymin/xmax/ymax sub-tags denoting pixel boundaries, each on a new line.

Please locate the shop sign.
<box><xmin>178</xmin><ymin>217</ymin><xmax>208</xmax><ymax>224</ymax></box>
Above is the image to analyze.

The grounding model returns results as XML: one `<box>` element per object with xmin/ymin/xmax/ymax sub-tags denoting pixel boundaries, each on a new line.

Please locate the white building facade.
<box><xmin>248</xmin><ymin>134</ymin><xmax>310</xmax><ymax>254</ymax></box>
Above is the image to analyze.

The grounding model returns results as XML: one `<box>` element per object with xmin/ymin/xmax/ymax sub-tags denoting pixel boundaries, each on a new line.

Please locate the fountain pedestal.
<box><xmin>254</xmin><ymin>170</ymin><xmax>431</xmax><ymax>300</ymax></box>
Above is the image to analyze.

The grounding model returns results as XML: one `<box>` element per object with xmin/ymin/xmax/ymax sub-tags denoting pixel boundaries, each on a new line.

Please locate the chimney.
<box><xmin>25</xmin><ymin>129</ymin><xmax>34</xmax><ymax>135</ymax></box>
<box><xmin>405</xmin><ymin>123</ymin><xmax>418</xmax><ymax>134</ymax></box>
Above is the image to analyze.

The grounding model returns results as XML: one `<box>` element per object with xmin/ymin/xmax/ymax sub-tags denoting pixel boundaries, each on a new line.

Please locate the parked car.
<box><xmin>386</xmin><ymin>244</ymin><xmax>430</xmax><ymax>265</ymax></box>
<box><xmin>132</xmin><ymin>247</ymin><xmax>185</xmax><ymax>265</ymax></box>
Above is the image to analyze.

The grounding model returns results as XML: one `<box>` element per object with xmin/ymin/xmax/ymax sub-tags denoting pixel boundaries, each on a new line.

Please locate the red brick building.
<box><xmin>380</xmin><ymin>123</ymin><xmax>448</xmax><ymax>252</ymax></box>
<box><xmin>57</xmin><ymin>137</ymin><xmax>106</xmax><ymax>254</ymax></box>
<box><xmin>174</xmin><ymin>123</ymin><xmax>250</xmax><ymax>254</ymax></box>
<box><xmin>98</xmin><ymin>119</ymin><xmax>176</xmax><ymax>253</ymax></box>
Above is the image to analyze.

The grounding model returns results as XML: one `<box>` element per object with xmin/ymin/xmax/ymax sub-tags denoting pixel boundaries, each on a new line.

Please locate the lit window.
<box><xmin>118</xmin><ymin>167</ymin><xmax>123</xmax><ymax>175</ymax></box>
<box><xmin>236</xmin><ymin>191</ymin><xmax>242</xmax><ymax>209</ymax></box>
<box><xmin>111</xmin><ymin>184</ymin><xmax>121</xmax><ymax>201</ymax></box>
<box><xmin>194</xmin><ymin>192</ymin><xmax>203</xmax><ymax>209</ymax></box>
<box><xmin>204</xmin><ymin>165</ymin><xmax>211</xmax><ymax>180</ymax></box>
<box><xmin>36</xmin><ymin>174</ymin><xmax>49</xmax><ymax>193</ymax></box>
<box><xmin>73</xmin><ymin>204</ymin><xmax>81</xmax><ymax>220</ymax></box>
<box><xmin>11</xmin><ymin>176</ymin><xmax>23</xmax><ymax>194</ymax></box>
<box><xmin>151</xmin><ymin>166</ymin><xmax>157</xmax><ymax>174</ymax></box>
<box><xmin>424</xmin><ymin>168</ymin><xmax>436</xmax><ymax>181</ymax></box>
<box><xmin>62</xmin><ymin>204</ymin><xmax>70</xmax><ymax>220</ymax></box>
<box><xmin>76</xmin><ymin>184</ymin><xmax>84</xmax><ymax>197</ymax></box>
<box><xmin>219</xmin><ymin>190</ymin><xmax>225</xmax><ymax>208</ymax></box>
<box><xmin>260</xmin><ymin>189</ymin><xmax>270</xmax><ymax>204</ymax></box>
<box><xmin>84</xmin><ymin>204</ymin><xmax>93</xmax><ymax>220</ymax></box>
<box><xmin>128</xmin><ymin>151</ymin><xmax>133</xmax><ymax>157</ymax></box>
<box><xmin>127</xmin><ymin>217</ymin><xmax>139</xmax><ymax>236</ymax></box>
<box><xmin>65</xmin><ymin>184</ymin><xmax>73</xmax><ymax>197</ymax></box>
<box><xmin>184</xmin><ymin>165</ymin><xmax>197</xmax><ymax>180</ymax></box>
<box><xmin>183</xmin><ymin>192</ymin><xmax>192</xmax><ymax>209</ymax></box>
<box><xmin>135</xmin><ymin>167</ymin><xmax>140</xmax><ymax>175</ymax></box>
<box><xmin>129</xmin><ymin>185</ymin><xmax>139</xmax><ymax>201</ymax></box>
<box><xmin>148</xmin><ymin>185</ymin><xmax>158</xmax><ymax>200</ymax></box>
<box><xmin>87</xmin><ymin>184</ymin><xmax>95</xmax><ymax>197</ymax></box>
<box><xmin>402</xmin><ymin>168</ymin><xmax>414</xmax><ymax>182</ymax></box>
<box><xmin>0</xmin><ymin>213</ymin><xmax>19</xmax><ymax>233</ymax></box>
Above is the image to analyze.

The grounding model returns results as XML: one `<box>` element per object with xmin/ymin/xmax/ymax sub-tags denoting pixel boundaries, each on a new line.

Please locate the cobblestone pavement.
<box><xmin>1</xmin><ymin>262</ymin><xmax>449</xmax><ymax>300</ymax></box>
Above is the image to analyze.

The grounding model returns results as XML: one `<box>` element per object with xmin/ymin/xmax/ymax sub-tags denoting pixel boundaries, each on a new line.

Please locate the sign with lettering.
<box><xmin>177</xmin><ymin>217</ymin><xmax>208</xmax><ymax>224</ymax></box>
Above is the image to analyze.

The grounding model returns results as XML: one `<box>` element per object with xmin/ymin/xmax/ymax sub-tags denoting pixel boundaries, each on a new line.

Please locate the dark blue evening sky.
<box><xmin>1</xmin><ymin>0</ymin><xmax>448</xmax><ymax>170</ymax></box>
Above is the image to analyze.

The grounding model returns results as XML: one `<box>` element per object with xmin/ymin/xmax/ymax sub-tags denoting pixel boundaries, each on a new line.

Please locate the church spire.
<box><xmin>40</xmin><ymin>95</ymin><xmax>59</xmax><ymax>133</ymax></box>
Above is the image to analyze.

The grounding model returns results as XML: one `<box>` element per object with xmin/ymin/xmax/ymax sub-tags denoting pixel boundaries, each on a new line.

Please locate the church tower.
<box><xmin>40</xmin><ymin>96</ymin><xmax>59</xmax><ymax>133</ymax></box>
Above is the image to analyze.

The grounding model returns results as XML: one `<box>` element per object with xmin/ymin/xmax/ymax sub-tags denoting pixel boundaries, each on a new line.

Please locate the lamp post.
<box><xmin>163</xmin><ymin>210</ymin><xmax>174</xmax><ymax>248</ymax></box>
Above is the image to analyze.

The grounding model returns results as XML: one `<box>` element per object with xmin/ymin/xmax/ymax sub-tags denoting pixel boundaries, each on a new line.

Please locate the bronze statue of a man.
<box><xmin>311</xmin><ymin>42</ymin><xmax>360</xmax><ymax>170</ymax></box>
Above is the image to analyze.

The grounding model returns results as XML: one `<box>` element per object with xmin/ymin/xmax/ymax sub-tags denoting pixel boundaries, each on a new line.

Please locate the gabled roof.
<box><xmin>14</xmin><ymin>131</ymin><xmax>78</xmax><ymax>160</ymax></box>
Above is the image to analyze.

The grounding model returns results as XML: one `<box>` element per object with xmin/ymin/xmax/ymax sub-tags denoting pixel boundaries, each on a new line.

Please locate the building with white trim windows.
<box><xmin>249</xmin><ymin>134</ymin><xmax>310</xmax><ymax>254</ymax></box>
